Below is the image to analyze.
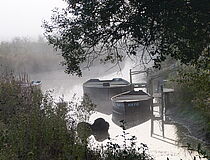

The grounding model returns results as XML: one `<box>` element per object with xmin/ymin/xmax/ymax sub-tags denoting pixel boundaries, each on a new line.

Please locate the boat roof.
<box><xmin>83</xmin><ymin>78</ymin><xmax>130</xmax><ymax>88</ymax></box>
<box><xmin>111</xmin><ymin>90</ymin><xmax>152</xmax><ymax>102</ymax></box>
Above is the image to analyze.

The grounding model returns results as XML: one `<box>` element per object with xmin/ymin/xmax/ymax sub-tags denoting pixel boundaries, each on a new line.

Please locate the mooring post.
<box><xmin>161</xmin><ymin>84</ymin><xmax>165</xmax><ymax>138</ymax></box>
<box><xmin>150</xmin><ymin>78</ymin><xmax>154</xmax><ymax>137</ymax></box>
<box><xmin>129</xmin><ymin>69</ymin><xmax>132</xmax><ymax>84</ymax></box>
<box><xmin>150</xmin><ymin>101</ymin><xmax>154</xmax><ymax>136</ymax></box>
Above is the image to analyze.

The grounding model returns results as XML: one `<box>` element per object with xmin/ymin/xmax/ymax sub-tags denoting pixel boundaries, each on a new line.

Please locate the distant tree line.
<box><xmin>0</xmin><ymin>37</ymin><xmax>63</xmax><ymax>74</ymax></box>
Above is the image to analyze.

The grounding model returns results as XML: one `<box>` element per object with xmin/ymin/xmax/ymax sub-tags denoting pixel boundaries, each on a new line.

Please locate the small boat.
<box><xmin>83</xmin><ymin>78</ymin><xmax>132</xmax><ymax>114</ymax></box>
<box><xmin>31</xmin><ymin>80</ymin><xmax>41</xmax><ymax>87</ymax></box>
<box><xmin>111</xmin><ymin>90</ymin><xmax>152</xmax><ymax>128</ymax></box>
<box><xmin>20</xmin><ymin>80</ymin><xmax>41</xmax><ymax>89</ymax></box>
<box><xmin>31</xmin><ymin>80</ymin><xmax>42</xmax><ymax>90</ymax></box>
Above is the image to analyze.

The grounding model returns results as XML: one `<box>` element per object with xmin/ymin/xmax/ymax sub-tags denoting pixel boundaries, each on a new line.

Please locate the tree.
<box><xmin>43</xmin><ymin>0</ymin><xmax>210</xmax><ymax>76</ymax></box>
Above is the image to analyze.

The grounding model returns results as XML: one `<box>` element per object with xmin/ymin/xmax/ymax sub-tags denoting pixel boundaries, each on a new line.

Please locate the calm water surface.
<box><xmin>31</xmin><ymin>63</ymin><xmax>207</xmax><ymax>160</ymax></box>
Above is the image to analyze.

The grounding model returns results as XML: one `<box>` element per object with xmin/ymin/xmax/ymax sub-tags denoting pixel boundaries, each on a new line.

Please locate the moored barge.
<box><xmin>111</xmin><ymin>90</ymin><xmax>152</xmax><ymax>128</ymax></box>
<box><xmin>83</xmin><ymin>78</ymin><xmax>132</xmax><ymax>114</ymax></box>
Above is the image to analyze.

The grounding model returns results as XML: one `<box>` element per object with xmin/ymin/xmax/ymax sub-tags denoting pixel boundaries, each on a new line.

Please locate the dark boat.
<box><xmin>111</xmin><ymin>90</ymin><xmax>152</xmax><ymax>128</ymax></box>
<box><xmin>83</xmin><ymin>78</ymin><xmax>132</xmax><ymax>114</ymax></box>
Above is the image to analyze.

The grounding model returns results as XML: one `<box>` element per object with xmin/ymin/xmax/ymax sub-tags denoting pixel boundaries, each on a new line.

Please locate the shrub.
<box><xmin>0</xmin><ymin>71</ymin><xmax>154</xmax><ymax>160</ymax></box>
<box><xmin>173</xmin><ymin>66</ymin><xmax>210</xmax><ymax>114</ymax></box>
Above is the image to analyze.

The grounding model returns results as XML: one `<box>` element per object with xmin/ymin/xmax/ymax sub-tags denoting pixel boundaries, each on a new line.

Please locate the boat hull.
<box><xmin>111</xmin><ymin>90</ymin><xmax>152</xmax><ymax>128</ymax></box>
<box><xmin>83</xmin><ymin>79</ymin><xmax>131</xmax><ymax>114</ymax></box>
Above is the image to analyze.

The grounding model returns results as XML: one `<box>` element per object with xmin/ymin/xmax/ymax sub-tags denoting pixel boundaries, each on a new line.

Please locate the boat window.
<box><xmin>116</xmin><ymin>103</ymin><xmax>124</xmax><ymax>107</ymax></box>
<box><xmin>112</xmin><ymin>78</ymin><xmax>122</xmax><ymax>81</ymax></box>
<box><xmin>103</xmin><ymin>83</ymin><xmax>110</xmax><ymax>86</ymax></box>
<box><xmin>128</xmin><ymin>102</ymin><xmax>139</xmax><ymax>107</ymax></box>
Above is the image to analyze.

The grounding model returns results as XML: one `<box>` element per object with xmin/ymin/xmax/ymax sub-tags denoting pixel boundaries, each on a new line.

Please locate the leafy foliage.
<box><xmin>102</xmin><ymin>122</ymin><xmax>153</xmax><ymax>160</ymax></box>
<box><xmin>43</xmin><ymin>0</ymin><xmax>210</xmax><ymax>76</ymax></box>
<box><xmin>174</xmin><ymin>66</ymin><xmax>210</xmax><ymax>113</ymax></box>
<box><xmin>0</xmin><ymin>73</ymin><xmax>75</xmax><ymax>160</ymax></box>
<box><xmin>182</xmin><ymin>143</ymin><xmax>209</xmax><ymax>159</ymax></box>
<box><xmin>0</xmin><ymin>71</ymin><xmax>154</xmax><ymax>160</ymax></box>
<box><xmin>168</xmin><ymin>65</ymin><xmax>210</xmax><ymax>145</ymax></box>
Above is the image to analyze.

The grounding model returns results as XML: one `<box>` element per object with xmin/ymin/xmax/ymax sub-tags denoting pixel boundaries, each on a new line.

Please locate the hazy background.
<box><xmin>0</xmin><ymin>1</ymin><xmax>206</xmax><ymax>160</ymax></box>
<box><xmin>0</xmin><ymin>0</ymin><xmax>65</xmax><ymax>41</ymax></box>
<box><xmin>0</xmin><ymin>0</ymin><xmax>127</xmax><ymax>75</ymax></box>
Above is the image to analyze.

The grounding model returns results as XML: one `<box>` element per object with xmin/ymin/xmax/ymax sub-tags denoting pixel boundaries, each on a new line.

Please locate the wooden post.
<box><xmin>129</xmin><ymin>69</ymin><xmax>132</xmax><ymax>84</ymax></box>
<box><xmin>150</xmin><ymin>98</ymin><xmax>154</xmax><ymax>137</ymax></box>
<box><xmin>161</xmin><ymin>85</ymin><xmax>165</xmax><ymax>137</ymax></box>
<box><xmin>150</xmin><ymin>78</ymin><xmax>154</xmax><ymax>137</ymax></box>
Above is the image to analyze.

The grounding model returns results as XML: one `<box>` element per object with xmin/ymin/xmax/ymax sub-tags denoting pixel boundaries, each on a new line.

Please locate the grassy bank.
<box><xmin>163</xmin><ymin>65</ymin><xmax>210</xmax><ymax>158</ymax></box>
<box><xmin>171</xmin><ymin>66</ymin><xmax>210</xmax><ymax>142</ymax></box>
<box><xmin>166</xmin><ymin>106</ymin><xmax>210</xmax><ymax>159</ymax></box>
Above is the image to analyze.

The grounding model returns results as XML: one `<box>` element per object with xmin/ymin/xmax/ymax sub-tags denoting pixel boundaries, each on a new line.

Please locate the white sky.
<box><xmin>0</xmin><ymin>0</ymin><xmax>66</xmax><ymax>41</ymax></box>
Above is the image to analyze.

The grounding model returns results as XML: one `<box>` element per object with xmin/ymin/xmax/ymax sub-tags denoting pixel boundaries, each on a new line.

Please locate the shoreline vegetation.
<box><xmin>170</xmin><ymin>66</ymin><xmax>210</xmax><ymax>147</ymax></box>
<box><xmin>0</xmin><ymin>38</ymin><xmax>209</xmax><ymax>159</ymax></box>
<box><xmin>167</xmin><ymin>107</ymin><xmax>210</xmax><ymax>146</ymax></box>
<box><xmin>147</xmin><ymin>60</ymin><xmax>210</xmax><ymax>158</ymax></box>
<box><xmin>0</xmin><ymin>72</ymin><xmax>153</xmax><ymax>160</ymax></box>
<box><xmin>167</xmin><ymin>107</ymin><xmax>210</xmax><ymax>156</ymax></box>
<box><xmin>0</xmin><ymin>70</ymin><xmax>209</xmax><ymax>160</ymax></box>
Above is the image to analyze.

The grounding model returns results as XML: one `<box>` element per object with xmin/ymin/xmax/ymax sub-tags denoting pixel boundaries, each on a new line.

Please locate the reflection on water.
<box><xmin>89</xmin><ymin>112</ymin><xmax>206</xmax><ymax>160</ymax></box>
<box><xmin>77</xmin><ymin>118</ymin><xmax>110</xmax><ymax>142</ymax></box>
<box><xmin>92</xmin><ymin>130</ymin><xmax>110</xmax><ymax>142</ymax></box>
<box><xmin>30</xmin><ymin>64</ymin><xmax>208</xmax><ymax>160</ymax></box>
<box><xmin>91</xmin><ymin>118</ymin><xmax>110</xmax><ymax>142</ymax></box>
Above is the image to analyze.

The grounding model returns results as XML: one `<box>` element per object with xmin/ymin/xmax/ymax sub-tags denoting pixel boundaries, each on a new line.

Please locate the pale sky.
<box><xmin>0</xmin><ymin>0</ymin><xmax>66</xmax><ymax>41</ymax></box>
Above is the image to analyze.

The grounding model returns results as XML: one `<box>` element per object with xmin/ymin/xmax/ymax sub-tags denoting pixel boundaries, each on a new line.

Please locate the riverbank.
<box><xmin>166</xmin><ymin>106</ymin><xmax>210</xmax><ymax>153</ymax></box>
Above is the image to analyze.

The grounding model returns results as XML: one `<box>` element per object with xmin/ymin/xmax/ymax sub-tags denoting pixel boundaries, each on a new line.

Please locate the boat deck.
<box><xmin>112</xmin><ymin>90</ymin><xmax>152</xmax><ymax>102</ymax></box>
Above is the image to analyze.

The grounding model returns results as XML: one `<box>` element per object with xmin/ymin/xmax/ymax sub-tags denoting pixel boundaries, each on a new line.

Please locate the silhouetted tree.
<box><xmin>43</xmin><ymin>0</ymin><xmax>210</xmax><ymax>76</ymax></box>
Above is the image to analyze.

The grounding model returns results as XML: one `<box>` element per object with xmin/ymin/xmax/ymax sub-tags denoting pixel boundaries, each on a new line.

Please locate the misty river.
<box><xmin>30</xmin><ymin>62</ymin><xmax>207</xmax><ymax>160</ymax></box>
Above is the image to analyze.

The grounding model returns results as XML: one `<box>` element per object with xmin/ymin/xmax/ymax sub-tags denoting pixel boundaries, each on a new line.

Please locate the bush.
<box><xmin>0</xmin><ymin>71</ymin><xmax>154</xmax><ymax>160</ymax></box>
<box><xmin>0</xmin><ymin>72</ymin><xmax>76</xmax><ymax>159</ymax></box>
<box><xmin>173</xmin><ymin>66</ymin><xmax>210</xmax><ymax>114</ymax></box>
<box><xmin>170</xmin><ymin>66</ymin><xmax>210</xmax><ymax>143</ymax></box>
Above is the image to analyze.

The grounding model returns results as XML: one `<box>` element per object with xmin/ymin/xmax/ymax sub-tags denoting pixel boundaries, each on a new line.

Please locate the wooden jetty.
<box><xmin>129</xmin><ymin>68</ymin><xmax>175</xmax><ymax>137</ymax></box>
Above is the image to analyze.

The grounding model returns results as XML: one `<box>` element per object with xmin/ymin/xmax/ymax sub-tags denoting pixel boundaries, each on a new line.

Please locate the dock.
<box><xmin>129</xmin><ymin>69</ymin><xmax>175</xmax><ymax>137</ymax></box>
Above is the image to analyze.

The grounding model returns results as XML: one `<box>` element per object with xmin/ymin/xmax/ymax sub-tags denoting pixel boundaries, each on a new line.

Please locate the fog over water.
<box><xmin>0</xmin><ymin>0</ymin><xmax>207</xmax><ymax>159</ymax></box>
<box><xmin>0</xmin><ymin>31</ymin><xmax>206</xmax><ymax>160</ymax></box>
<box><xmin>30</xmin><ymin>61</ymin><xmax>204</xmax><ymax>160</ymax></box>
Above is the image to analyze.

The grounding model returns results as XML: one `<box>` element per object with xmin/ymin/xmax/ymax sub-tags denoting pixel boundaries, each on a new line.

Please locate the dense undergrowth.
<box><xmin>0</xmin><ymin>72</ymin><xmax>153</xmax><ymax>160</ymax></box>
<box><xmin>157</xmin><ymin>57</ymin><xmax>210</xmax><ymax>143</ymax></box>
<box><xmin>170</xmin><ymin>66</ymin><xmax>210</xmax><ymax>140</ymax></box>
<box><xmin>149</xmin><ymin>59</ymin><xmax>210</xmax><ymax>158</ymax></box>
<box><xmin>0</xmin><ymin>65</ymin><xmax>209</xmax><ymax>159</ymax></box>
